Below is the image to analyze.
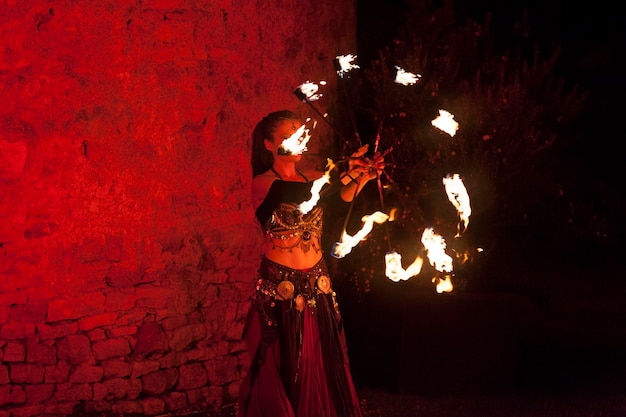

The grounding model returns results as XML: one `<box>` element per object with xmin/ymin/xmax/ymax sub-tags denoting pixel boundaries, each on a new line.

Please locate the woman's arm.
<box><xmin>251</xmin><ymin>174</ymin><xmax>276</xmax><ymax>210</ymax></box>
<box><xmin>339</xmin><ymin>144</ymin><xmax>385</xmax><ymax>202</ymax></box>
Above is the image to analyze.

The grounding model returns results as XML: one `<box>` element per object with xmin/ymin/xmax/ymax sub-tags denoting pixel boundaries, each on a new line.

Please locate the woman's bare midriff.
<box><xmin>263</xmin><ymin>236</ymin><xmax>323</xmax><ymax>270</ymax></box>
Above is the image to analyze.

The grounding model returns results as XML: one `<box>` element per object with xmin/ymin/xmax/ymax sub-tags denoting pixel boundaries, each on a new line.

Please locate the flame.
<box><xmin>431</xmin><ymin>109</ymin><xmax>459</xmax><ymax>137</ymax></box>
<box><xmin>443</xmin><ymin>174</ymin><xmax>471</xmax><ymax>237</ymax></box>
<box><xmin>385</xmin><ymin>250</ymin><xmax>424</xmax><ymax>282</ymax></box>
<box><xmin>384</xmin><ymin>228</ymin><xmax>455</xmax><ymax>292</ymax></box>
<box><xmin>433</xmin><ymin>274</ymin><xmax>454</xmax><ymax>293</ymax></box>
<box><xmin>279</xmin><ymin>124</ymin><xmax>311</xmax><ymax>156</ymax></box>
<box><xmin>336</xmin><ymin>54</ymin><xmax>360</xmax><ymax>77</ymax></box>
<box><xmin>388</xmin><ymin>207</ymin><xmax>397</xmax><ymax>221</ymax></box>
<box><xmin>331</xmin><ymin>211</ymin><xmax>389</xmax><ymax>258</ymax></box>
<box><xmin>295</xmin><ymin>81</ymin><xmax>326</xmax><ymax>102</ymax></box>
<box><xmin>394</xmin><ymin>66</ymin><xmax>421</xmax><ymax>85</ymax></box>
<box><xmin>421</xmin><ymin>227</ymin><xmax>453</xmax><ymax>273</ymax></box>
<box><xmin>297</xmin><ymin>159</ymin><xmax>335</xmax><ymax>215</ymax></box>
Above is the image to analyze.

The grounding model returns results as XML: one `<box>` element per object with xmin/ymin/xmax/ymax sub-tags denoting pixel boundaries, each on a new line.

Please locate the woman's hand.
<box><xmin>347</xmin><ymin>144</ymin><xmax>385</xmax><ymax>181</ymax></box>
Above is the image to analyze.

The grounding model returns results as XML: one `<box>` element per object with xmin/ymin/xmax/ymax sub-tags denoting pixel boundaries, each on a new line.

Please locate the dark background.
<box><xmin>347</xmin><ymin>0</ymin><xmax>626</xmax><ymax>397</ymax></box>
<box><xmin>359</xmin><ymin>0</ymin><xmax>624</xmax><ymax>185</ymax></box>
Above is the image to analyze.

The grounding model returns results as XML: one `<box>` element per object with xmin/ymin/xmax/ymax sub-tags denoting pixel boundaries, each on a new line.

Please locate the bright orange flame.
<box><xmin>384</xmin><ymin>229</ymin><xmax>455</xmax><ymax>292</ymax></box>
<box><xmin>336</xmin><ymin>54</ymin><xmax>360</xmax><ymax>77</ymax></box>
<box><xmin>394</xmin><ymin>66</ymin><xmax>421</xmax><ymax>85</ymax></box>
<box><xmin>421</xmin><ymin>227</ymin><xmax>453</xmax><ymax>273</ymax></box>
<box><xmin>279</xmin><ymin>124</ymin><xmax>311</xmax><ymax>155</ymax></box>
<box><xmin>297</xmin><ymin>159</ymin><xmax>335</xmax><ymax>215</ymax></box>
<box><xmin>433</xmin><ymin>274</ymin><xmax>454</xmax><ymax>293</ymax></box>
<box><xmin>295</xmin><ymin>81</ymin><xmax>326</xmax><ymax>101</ymax></box>
<box><xmin>332</xmin><ymin>211</ymin><xmax>389</xmax><ymax>258</ymax></box>
<box><xmin>443</xmin><ymin>173</ymin><xmax>471</xmax><ymax>237</ymax></box>
<box><xmin>431</xmin><ymin>109</ymin><xmax>459</xmax><ymax>137</ymax></box>
<box><xmin>385</xmin><ymin>250</ymin><xmax>424</xmax><ymax>282</ymax></box>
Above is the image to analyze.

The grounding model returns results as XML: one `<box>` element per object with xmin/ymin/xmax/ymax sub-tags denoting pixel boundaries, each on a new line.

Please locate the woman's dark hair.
<box><xmin>251</xmin><ymin>110</ymin><xmax>300</xmax><ymax>177</ymax></box>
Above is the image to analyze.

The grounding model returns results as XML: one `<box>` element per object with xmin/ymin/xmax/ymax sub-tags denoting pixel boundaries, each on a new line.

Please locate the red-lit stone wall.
<box><xmin>0</xmin><ymin>1</ymin><xmax>355</xmax><ymax>415</ymax></box>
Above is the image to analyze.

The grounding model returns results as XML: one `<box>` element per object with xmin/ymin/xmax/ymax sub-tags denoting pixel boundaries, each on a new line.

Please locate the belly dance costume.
<box><xmin>238</xmin><ymin>177</ymin><xmax>362</xmax><ymax>417</ymax></box>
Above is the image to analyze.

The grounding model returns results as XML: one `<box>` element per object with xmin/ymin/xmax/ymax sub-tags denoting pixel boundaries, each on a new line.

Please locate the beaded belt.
<box><xmin>255</xmin><ymin>257</ymin><xmax>332</xmax><ymax>302</ymax></box>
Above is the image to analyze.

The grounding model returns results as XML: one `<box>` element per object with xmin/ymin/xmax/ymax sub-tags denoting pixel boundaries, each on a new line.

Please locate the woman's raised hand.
<box><xmin>348</xmin><ymin>144</ymin><xmax>385</xmax><ymax>181</ymax></box>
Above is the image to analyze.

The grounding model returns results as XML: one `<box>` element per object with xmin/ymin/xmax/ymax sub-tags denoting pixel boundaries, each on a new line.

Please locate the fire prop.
<box><xmin>443</xmin><ymin>174</ymin><xmax>471</xmax><ymax>237</ymax></box>
<box><xmin>433</xmin><ymin>275</ymin><xmax>454</xmax><ymax>293</ymax></box>
<box><xmin>421</xmin><ymin>228</ymin><xmax>455</xmax><ymax>293</ymax></box>
<box><xmin>331</xmin><ymin>211</ymin><xmax>389</xmax><ymax>258</ymax></box>
<box><xmin>294</xmin><ymin>81</ymin><xmax>326</xmax><ymax>102</ymax></box>
<box><xmin>421</xmin><ymin>227</ymin><xmax>453</xmax><ymax>273</ymax></box>
<box><xmin>383</xmin><ymin>226</ymin><xmax>454</xmax><ymax>293</ymax></box>
<box><xmin>385</xmin><ymin>250</ymin><xmax>424</xmax><ymax>282</ymax></box>
<box><xmin>294</xmin><ymin>81</ymin><xmax>346</xmax><ymax>138</ymax></box>
<box><xmin>297</xmin><ymin>159</ymin><xmax>335</xmax><ymax>215</ymax></box>
<box><xmin>278</xmin><ymin>124</ymin><xmax>312</xmax><ymax>156</ymax></box>
<box><xmin>290</xmin><ymin>52</ymin><xmax>475</xmax><ymax>293</ymax></box>
<box><xmin>336</xmin><ymin>54</ymin><xmax>360</xmax><ymax>78</ymax></box>
<box><xmin>431</xmin><ymin>109</ymin><xmax>459</xmax><ymax>137</ymax></box>
<box><xmin>394</xmin><ymin>66</ymin><xmax>421</xmax><ymax>86</ymax></box>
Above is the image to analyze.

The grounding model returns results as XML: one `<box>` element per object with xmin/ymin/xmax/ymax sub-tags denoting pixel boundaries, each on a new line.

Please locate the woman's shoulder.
<box><xmin>251</xmin><ymin>171</ymin><xmax>277</xmax><ymax>209</ymax></box>
<box><xmin>252</xmin><ymin>170</ymin><xmax>276</xmax><ymax>187</ymax></box>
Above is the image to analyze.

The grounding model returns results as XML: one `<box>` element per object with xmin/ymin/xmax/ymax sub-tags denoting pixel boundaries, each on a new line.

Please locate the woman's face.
<box><xmin>265</xmin><ymin>119</ymin><xmax>303</xmax><ymax>161</ymax></box>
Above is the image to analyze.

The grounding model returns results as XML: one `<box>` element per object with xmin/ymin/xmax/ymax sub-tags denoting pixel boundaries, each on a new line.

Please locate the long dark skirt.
<box><xmin>238</xmin><ymin>257</ymin><xmax>362</xmax><ymax>417</ymax></box>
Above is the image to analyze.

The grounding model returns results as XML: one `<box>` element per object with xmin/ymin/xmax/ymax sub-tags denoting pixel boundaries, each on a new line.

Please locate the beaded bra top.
<box><xmin>255</xmin><ymin>171</ymin><xmax>323</xmax><ymax>253</ymax></box>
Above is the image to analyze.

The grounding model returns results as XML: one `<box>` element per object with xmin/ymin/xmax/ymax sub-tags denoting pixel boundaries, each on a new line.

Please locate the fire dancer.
<box><xmin>238</xmin><ymin>110</ymin><xmax>383</xmax><ymax>417</ymax></box>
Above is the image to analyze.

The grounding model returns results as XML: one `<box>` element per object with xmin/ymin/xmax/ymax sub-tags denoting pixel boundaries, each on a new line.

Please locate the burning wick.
<box><xmin>422</xmin><ymin>227</ymin><xmax>453</xmax><ymax>274</ymax></box>
<box><xmin>422</xmin><ymin>227</ymin><xmax>454</xmax><ymax>294</ymax></box>
<box><xmin>443</xmin><ymin>173</ymin><xmax>471</xmax><ymax>237</ymax></box>
<box><xmin>331</xmin><ymin>211</ymin><xmax>389</xmax><ymax>258</ymax></box>
<box><xmin>384</xmin><ymin>227</ymin><xmax>454</xmax><ymax>292</ymax></box>
<box><xmin>433</xmin><ymin>274</ymin><xmax>454</xmax><ymax>293</ymax></box>
<box><xmin>394</xmin><ymin>66</ymin><xmax>421</xmax><ymax>85</ymax></box>
<box><xmin>294</xmin><ymin>81</ymin><xmax>326</xmax><ymax>102</ymax></box>
<box><xmin>385</xmin><ymin>250</ymin><xmax>424</xmax><ymax>282</ymax></box>
<box><xmin>336</xmin><ymin>54</ymin><xmax>360</xmax><ymax>78</ymax></box>
<box><xmin>278</xmin><ymin>124</ymin><xmax>311</xmax><ymax>156</ymax></box>
<box><xmin>431</xmin><ymin>109</ymin><xmax>459</xmax><ymax>137</ymax></box>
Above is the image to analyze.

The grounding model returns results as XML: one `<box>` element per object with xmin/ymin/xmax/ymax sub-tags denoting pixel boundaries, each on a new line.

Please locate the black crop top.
<box><xmin>255</xmin><ymin>180</ymin><xmax>314</xmax><ymax>226</ymax></box>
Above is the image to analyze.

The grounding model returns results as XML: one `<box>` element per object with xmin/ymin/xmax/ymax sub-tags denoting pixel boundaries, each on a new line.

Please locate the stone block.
<box><xmin>69</xmin><ymin>364</ymin><xmax>104</xmax><ymax>383</ymax></box>
<box><xmin>92</xmin><ymin>337</ymin><xmax>131</xmax><ymax>361</ymax></box>
<box><xmin>142</xmin><ymin>368</ymin><xmax>178</xmax><ymax>395</ymax></box>
<box><xmin>44</xmin><ymin>361</ymin><xmax>70</xmax><ymax>383</ymax></box>
<box><xmin>3</xmin><ymin>341</ymin><xmax>25</xmax><ymax>362</ymax></box>
<box><xmin>177</xmin><ymin>363</ymin><xmax>207</xmax><ymax>390</ymax></box>
<box><xmin>56</xmin><ymin>334</ymin><xmax>95</xmax><ymax>365</ymax></box>
<box><xmin>10</xmin><ymin>363</ymin><xmax>45</xmax><ymax>384</ymax></box>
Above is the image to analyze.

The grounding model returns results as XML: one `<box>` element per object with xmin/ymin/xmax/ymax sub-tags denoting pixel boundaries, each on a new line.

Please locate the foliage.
<box><xmin>326</xmin><ymin>0</ymin><xmax>589</xmax><ymax>298</ymax></box>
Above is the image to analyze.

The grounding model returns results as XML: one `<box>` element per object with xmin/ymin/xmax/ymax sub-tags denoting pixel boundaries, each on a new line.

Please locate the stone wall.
<box><xmin>0</xmin><ymin>1</ymin><xmax>355</xmax><ymax>416</ymax></box>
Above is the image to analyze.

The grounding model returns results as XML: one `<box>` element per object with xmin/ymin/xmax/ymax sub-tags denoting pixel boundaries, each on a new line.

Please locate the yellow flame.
<box><xmin>421</xmin><ymin>227</ymin><xmax>453</xmax><ymax>273</ymax></box>
<box><xmin>332</xmin><ymin>211</ymin><xmax>389</xmax><ymax>258</ymax></box>
<box><xmin>336</xmin><ymin>54</ymin><xmax>360</xmax><ymax>77</ymax></box>
<box><xmin>388</xmin><ymin>207</ymin><xmax>397</xmax><ymax>221</ymax></box>
<box><xmin>296</xmin><ymin>81</ymin><xmax>325</xmax><ymax>101</ymax></box>
<box><xmin>394</xmin><ymin>66</ymin><xmax>421</xmax><ymax>85</ymax></box>
<box><xmin>433</xmin><ymin>275</ymin><xmax>454</xmax><ymax>293</ymax></box>
<box><xmin>297</xmin><ymin>159</ymin><xmax>335</xmax><ymax>215</ymax></box>
<box><xmin>443</xmin><ymin>174</ymin><xmax>471</xmax><ymax>237</ymax></box>
<box><xmin>385</xmin><ymin>250</ymin><xmax>424</xmax><ymax>282</ymax></box>
<box><xmin>279</xmin><ymin>124</ymin><xmax>311</xmax><ymax>155</ymax></box>
<box><xmin>431</xmin><ymin>109</ymin><xmax>459</xmax><ymax>137</ymax></box>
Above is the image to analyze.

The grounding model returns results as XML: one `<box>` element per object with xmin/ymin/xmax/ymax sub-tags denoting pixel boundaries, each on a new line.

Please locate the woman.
<box><xmin>238</xmin><ymin>110</ymin><xmax>383</xmax><ymax>417</ymax></box>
